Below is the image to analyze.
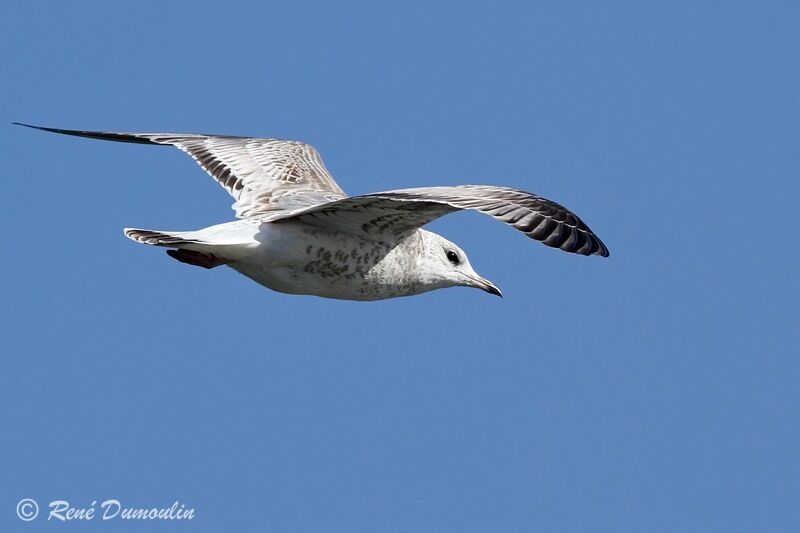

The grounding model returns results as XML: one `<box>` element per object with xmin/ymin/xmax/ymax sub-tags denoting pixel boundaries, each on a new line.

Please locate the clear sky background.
<box><xmin>1</xmin><ymin>2</ymin><xmax>798</xmax><ymax>532</ymax></box>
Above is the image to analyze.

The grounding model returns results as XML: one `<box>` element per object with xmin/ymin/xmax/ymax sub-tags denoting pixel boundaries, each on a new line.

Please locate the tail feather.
<box><xmin>124</xmin><ymin>228</ymin><xmax>200</xmax><ymax>247</ymax></box>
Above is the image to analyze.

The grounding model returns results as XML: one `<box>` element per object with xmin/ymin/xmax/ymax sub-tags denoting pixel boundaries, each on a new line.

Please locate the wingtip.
<box><xmin>588</xmin><ymin>234</ymin><xmax>610</xmax><ymax>258</ymax></box>
<box><xmin>13</xmin><ymin>122</ymin><xmax>55</xmax><ymax>133</ymax></box>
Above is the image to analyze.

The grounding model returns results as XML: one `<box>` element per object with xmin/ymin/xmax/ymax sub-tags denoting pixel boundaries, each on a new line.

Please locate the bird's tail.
<box><xmin>124</xmin><ymin>220</ymin><xmax>259</xmax><ymax>248</ymax></box>
<box><xmin>124</xmin><ymin>227</ymin><xmax>237</xmax><ymax>269</ymax></box>
<box><xmin>124</xmin><ymin>228</ymin><xmax>202</xmax><ymax>247</ymax></box>
<box><xmin>123</xmin><ymin>221</ymin><xmax>259</xmax><ymax>268</ymax></box>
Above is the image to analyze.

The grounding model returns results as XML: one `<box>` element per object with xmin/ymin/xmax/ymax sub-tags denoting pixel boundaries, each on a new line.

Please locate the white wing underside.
<box><xmin>165</xmin><ymin>135</ymin><xmax>347</xmax><ymax>217</ymax></box>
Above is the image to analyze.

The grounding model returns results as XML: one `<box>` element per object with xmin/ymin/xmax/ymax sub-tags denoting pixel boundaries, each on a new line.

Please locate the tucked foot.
<box><xmin>166</xmin><ymin>249</ymin><xmax>226</xmax><ymax>269</ymax></box>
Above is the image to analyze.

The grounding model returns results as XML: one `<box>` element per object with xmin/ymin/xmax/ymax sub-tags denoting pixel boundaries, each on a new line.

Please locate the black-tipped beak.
<box><xmin>469</xmin><ymin>276</ymin><xmax>503</xmax><ymax>297</ymax></box>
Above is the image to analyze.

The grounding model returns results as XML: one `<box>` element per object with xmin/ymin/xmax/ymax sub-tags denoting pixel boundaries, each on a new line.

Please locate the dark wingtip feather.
<box><xmin>590</xmin><ymin>235</ymin><xmax>610</xmax><ymax>257</ymax></box>
<box><xmin>13</xmin><ymin>122</ymin><xmax>161</xmax><ymax>145</ymax></box>
<box><xmin>13</xmin><ymin>121</ymin><xmax>41</xmax><ymax>130</ymax></box>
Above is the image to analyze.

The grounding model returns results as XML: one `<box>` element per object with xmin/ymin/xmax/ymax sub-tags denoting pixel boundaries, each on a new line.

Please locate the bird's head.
<box><xmin>418</xmin><ymin>230</ymin><xmax>502</xmax><ymax>297</ymax></box>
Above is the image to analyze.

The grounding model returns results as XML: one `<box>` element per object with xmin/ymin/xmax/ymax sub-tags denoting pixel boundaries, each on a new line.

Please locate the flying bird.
<box><xmin>16</xmin><ymin>123</ymin><xmax>609</xmax><ymax>300</ymax></box>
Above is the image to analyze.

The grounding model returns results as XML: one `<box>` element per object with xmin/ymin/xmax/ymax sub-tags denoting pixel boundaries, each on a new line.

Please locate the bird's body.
<box><xmin>17</xmin><ymin>123</ymin><xmax>609</xmax><ymax>300</ymax></box>
<box><xmin>242</xmin><ymin>225</ymin><xmax>449</xmax><ymax>301</ymax></box>
<box><xmin>129</xmin><ymin>220</ymin><xmax>475</xmax><ymax>300</ymax></box>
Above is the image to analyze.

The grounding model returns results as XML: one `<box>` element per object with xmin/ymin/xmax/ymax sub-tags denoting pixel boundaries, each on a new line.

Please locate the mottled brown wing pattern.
<box><xmin>170</xmin><ymin>136</ymin><xmax>346</xmax><ymax>217</ymax></box>
<box><xmin>274</xmin><ymin>197</ymin><xmax>457</xmax><ymax>238</ymax></box>
<box><xmin>278</xmin><ymin>185</ymin><xmax>609</xmax><ymax>257</ymax></box>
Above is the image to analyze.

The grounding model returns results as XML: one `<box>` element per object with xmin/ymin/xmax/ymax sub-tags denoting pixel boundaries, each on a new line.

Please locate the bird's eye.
<box><xmin>446</xmin><ymin>250</ymin><xmax>460</xmax><ymax>265</ymax></box>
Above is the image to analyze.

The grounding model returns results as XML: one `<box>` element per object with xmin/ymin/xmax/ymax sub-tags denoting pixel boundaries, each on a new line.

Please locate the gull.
<box><xmin>15</xmin><ymin>123</ymin><xmax>609</xmax><ymax>300</ymax></box>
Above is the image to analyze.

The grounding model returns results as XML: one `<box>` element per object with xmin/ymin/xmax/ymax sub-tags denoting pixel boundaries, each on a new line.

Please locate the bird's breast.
<box><xmin>227</xmin><ymin>221</ymin><xmax>427</xmax><ymax>300</ymax></box>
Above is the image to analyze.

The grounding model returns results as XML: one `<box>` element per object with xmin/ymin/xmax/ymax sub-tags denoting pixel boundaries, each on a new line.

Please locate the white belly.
<box><xmin>225</xmin><ymin>221</ymin><xmax>423</xmax><ymax>300</ymax></box>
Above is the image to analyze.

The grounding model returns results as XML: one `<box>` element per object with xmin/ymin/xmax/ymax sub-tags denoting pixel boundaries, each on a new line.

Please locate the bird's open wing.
<box><xmin>14</xmin><ymin>123</ymin><xmax>346</xmax><ymax>217</ymax></box>
<box><xmin>274</xmin><ymin>185</ymin><xmax>609</xmax><ymax>257</ymax></box>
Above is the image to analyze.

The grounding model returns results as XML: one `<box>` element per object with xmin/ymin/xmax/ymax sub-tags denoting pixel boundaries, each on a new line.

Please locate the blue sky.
<box><xmin>1</xmin><ymin>1</ymin><xmax>798</xmax><ymax>531</ymax></box>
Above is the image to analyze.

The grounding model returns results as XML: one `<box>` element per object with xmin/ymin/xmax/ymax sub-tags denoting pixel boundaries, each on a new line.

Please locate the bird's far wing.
<box><xmin>14</xmin><ymin>123</ymin><xmax>347</xmax><ymax>217</ymax></box>
<box><xmin>273</xmin><ymin>185</ymin><xmax>609</xmax><ymax>257</ymax></box>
